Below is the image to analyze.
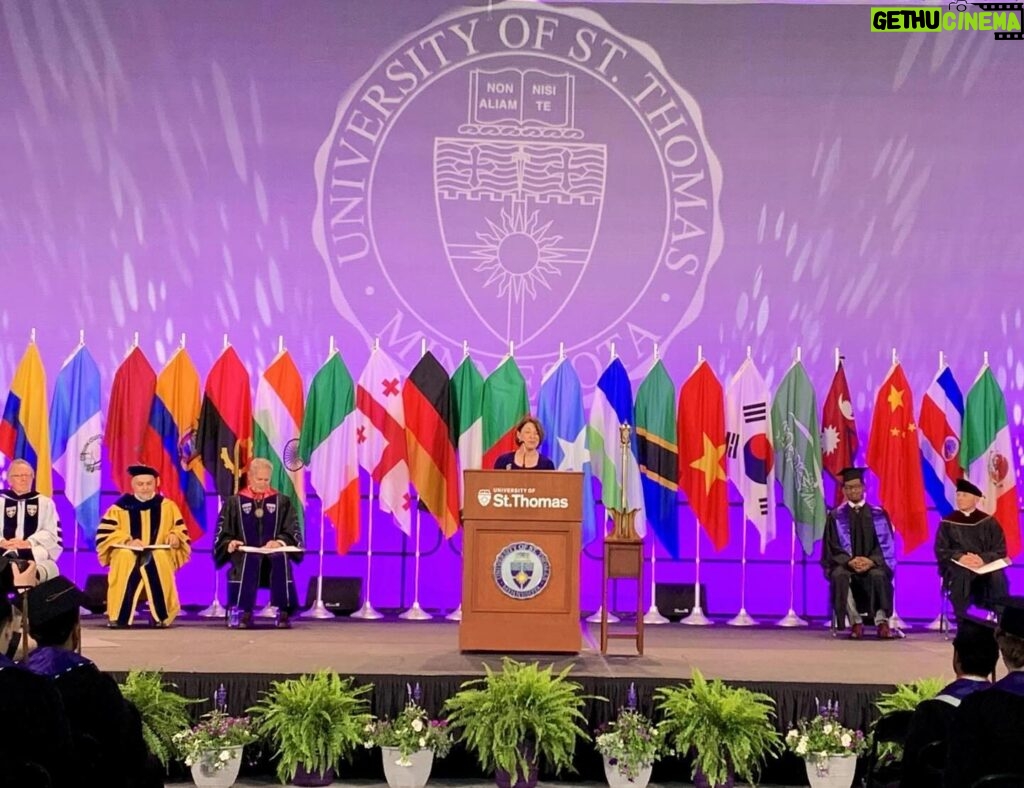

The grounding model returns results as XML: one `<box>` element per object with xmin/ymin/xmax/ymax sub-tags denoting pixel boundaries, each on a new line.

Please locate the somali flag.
<box><xmin>537</xmin><ymin>359</ymin><xmax>597</xmax><ymax>546</ymax></box>
<box><xmin>49</xmin><ymin>345</ymin><xmax>103</xmax><ymax>545</ymax></box>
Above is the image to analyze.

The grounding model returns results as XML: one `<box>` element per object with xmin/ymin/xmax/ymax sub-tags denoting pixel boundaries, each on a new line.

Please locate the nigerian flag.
<box><xmin>481</xmin><ymin>356</ymin><xmax>529</xmax><ymax>470</ymax></box>
<box><xmin>770</xmin><ymin>361</ymin><xmax>826</xmax><ymax>555</ymax></box>
<box><xmin>253</xmin><ymin>350</ymin><xmax>305</xmax><ymax>530</ymax></box>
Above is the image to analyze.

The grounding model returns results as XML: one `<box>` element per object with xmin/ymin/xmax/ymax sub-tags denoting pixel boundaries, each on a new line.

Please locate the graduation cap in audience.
<box><xmin>999</xmin><ymin>602</ymin><xmax>1024</xmax><ymax>639</ymax></box>
<box><xmin>839</xmin><ymin>467</ymin><xmax>866</xmax><ymax>484</ymax></box>
<box><xmin>127</xmin><ymin>464</ymin><xmax>159</xmax><ymax>478</ymax></box>
<box><xmin>25</xmin><ymin>577</ymin><xmax>89</xmax><ymax>628</ymax></box>
<box><xmin>956</xmin><ymin>478</ymin><xmax>983</xmax><ymax>497</ymax></box>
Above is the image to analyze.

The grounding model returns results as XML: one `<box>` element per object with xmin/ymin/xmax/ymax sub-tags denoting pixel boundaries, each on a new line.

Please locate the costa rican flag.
<box><xmin>918</xmin><ymin>365</ymin><xmax>963</xmax><ymax>516</ymax></box>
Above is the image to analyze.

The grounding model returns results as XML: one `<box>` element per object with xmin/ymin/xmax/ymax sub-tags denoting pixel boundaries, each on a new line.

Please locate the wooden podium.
<box><xmin>460</xmin><ymin>469</ymin><xmax>583</xmax><ymax>653</ymax></box>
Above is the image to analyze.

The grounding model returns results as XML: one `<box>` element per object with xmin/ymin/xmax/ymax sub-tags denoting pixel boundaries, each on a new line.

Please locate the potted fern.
<box><xmin>655</xmin><ymin>669</ymin><xmax>781</xmax><ymax>788</ymax></box>
<box><xmin>119</xmin><ymin>670</ymin><xmax>197</xmax><ymax>771</ymax></box>
<box><xmin>443</xmin><ymin>658</ymin><xmax>595</xmax><ymax>788</ymax></box>
<box><xmin>872</xmin><ymin>678</ymin><xmax>943</xmax><ymax>766</ymax></box>
<box><xmin>248</xmin><ymin>670</ymin><xmax>373</xmax><ymax>786</ymax></box>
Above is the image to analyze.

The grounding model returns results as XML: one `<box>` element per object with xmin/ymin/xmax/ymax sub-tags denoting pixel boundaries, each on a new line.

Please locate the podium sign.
<box><xmin>460</xmin><ymin>470</ymin><xmax>583</xmax><ymax>653</ymax></box>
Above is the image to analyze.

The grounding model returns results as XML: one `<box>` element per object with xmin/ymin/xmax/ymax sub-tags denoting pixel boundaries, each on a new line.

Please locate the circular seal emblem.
<box><xmin>988</xmin><ymin>451</ymin><xmax>1009</xmax><ymax>485</ymax></box>
<box><xmin>477</xmin><ymin>488</ymin><xmax>493</xmax><ymax>506</ymax></box>
<box><xmin>493</xmin><ymin>541</ymin><xmax>551</xmax><ymax>599</ymax></box>
<box><xmin>314</xmin><ymin>1</ymin><xmax>722</xmax><ymax>378</ymax></box>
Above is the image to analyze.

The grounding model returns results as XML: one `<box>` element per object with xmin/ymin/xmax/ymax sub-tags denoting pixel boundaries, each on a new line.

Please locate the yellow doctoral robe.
<box><xmin>96</xmin><ymin>494</ymin><xmax>191</xmax><ymax>626</ymax></box>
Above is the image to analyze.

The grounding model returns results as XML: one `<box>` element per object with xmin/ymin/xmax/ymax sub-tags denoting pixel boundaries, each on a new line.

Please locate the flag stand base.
<box><xmin>727</xmin><ymin>609</ymin><xmax>757</xmax><ymax>626</ymax></box>
<box><xmin>890</xmin><ymin>613</ymin><xmax>911</xmax><ymax>631</ymax></box>
<box><xmin>681</xmin><ymin>605</ymin><xmax>712</xmax><ymax>626</ymax></box>
<box><xmin>776</xmin><ymin>608</ymin><xmax>808</xmax><ymax>627</ymax></box>
<box><xmin>925</xmin><ymin>613</ymin><xmax>946</xmax><ymax>631</ymax></box>
<box><xmin>301</xmin><ymin>600</ymin><xmax>335</xmax><ymax>620</ymax></box>
<box><xmin>256</xmin><ymin>603</ymin><xmax>277</xmax><ymax>619</ymax></box>
<box><xmin>199</xmin><ymin>599</ymin><xmax>227</xmax><ymax>619</ymax></box>
<box><xmin>351</xmin><ymin>599</ymin><xmax>384</xmax><ymax>620</ymax></box>
<box><xmin>587</xmin><ymin>606</ymin><xmax>619</xmax><ymax>623</ymax></box>
<box><xmin>445</xmin><ymin>603</ymin><xmax>462</xmax><ymax>622</ymax></box>
<box><xmin>642</xmin><ymin>603</ymin><xmax>669</xmax><ymax>625</ymax></box>
<box><xmin>400</xmin><ymin>601</ymin><xmax>433</xmax><ymax>620</ymax></box>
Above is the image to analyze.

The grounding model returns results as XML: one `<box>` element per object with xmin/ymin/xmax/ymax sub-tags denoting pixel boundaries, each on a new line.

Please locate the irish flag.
<box><xmin>253</xmin><ymin>350</ymin><xmax>305</xmax><ymax>530</ymax></box>
<box><xmin>451</xmin><ymin>356</ymin><xmax>484</xmax><ymax>505</ymax></box>
<box><xmin>962</xmin><ymin>365</ymin><xmax>1021</xmax><ymax>556</ymax></box>
<box><xmin>481</xmin><ymin>356</ymin><xmax>528</xmax><ymax>469</ymax></box>
<box><xmin>299</xmin><ymin>352</ymin><xmax>361</xmax><ymax>553</ymax></box>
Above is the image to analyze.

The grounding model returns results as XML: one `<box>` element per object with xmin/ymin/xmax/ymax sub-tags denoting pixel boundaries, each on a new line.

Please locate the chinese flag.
<box><xmin>677</xmin><ymin>360</ymin><xmax>729</xmax><ymax>551</ymax></box>
<box><xmin>867</xmin><ymin>363</ymin><xmax>928</xmax><ymax>552</ymax></box>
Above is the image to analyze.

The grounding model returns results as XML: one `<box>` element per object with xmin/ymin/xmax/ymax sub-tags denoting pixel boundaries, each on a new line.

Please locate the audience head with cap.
<box><xmin>127</xmin><ymin>464</ymin><xmax>160</xmax><ymax>502</ymax></box>
<box><xmin>839</xmin><ymin>466</ymin><xmax>866</xmax><ymax>505</ymax></box>
<box><xmin>995</xmin><ymin>602</ymin><xmax>1024</xmax><ymax>671</ymax></box>
<box><xmin>26</xmin><ymin>576</ymin><xmax>89</xmax><ymax>652</ymax></box>
<box><xmin>955</xmin><ymin>478</ymin><xmax>984</xmax><ymax>513</ymax></box>
<box><xmin>954</xmin><ymin>616</ymin><xmax>1000</xmax><ymax>678</ymax></box>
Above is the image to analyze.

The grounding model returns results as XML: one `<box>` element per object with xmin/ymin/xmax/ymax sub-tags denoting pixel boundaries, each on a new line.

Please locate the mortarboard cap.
<box><xmin>839</xmin><ymin>467</ymin><xmax>866</xmax><ymax>484</ymax></box>
<box><xmin>956</xmin><ymin>478</ymin><xmax>983</xmax><ymax>497</ymax></box>
<box><xmin>26</xmin><ymin>577</ymin><xmax>88</xmax><ymax>628</ymax></box>
<box><xmin>999</xmin><ymin>603</ymin><xmax>1024</xmax><ymax>639</ymax></box>
<box><xmin>127</xmin><ymin>464</ymin><xmax>159</xmax><ymax>478</ymax></box>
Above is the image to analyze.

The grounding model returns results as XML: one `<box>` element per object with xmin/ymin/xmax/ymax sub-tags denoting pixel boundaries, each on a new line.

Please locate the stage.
<box><xmin>89</xmin><ymin>615</ymin><xmax>954</xmax><ymax>785</ymax></box>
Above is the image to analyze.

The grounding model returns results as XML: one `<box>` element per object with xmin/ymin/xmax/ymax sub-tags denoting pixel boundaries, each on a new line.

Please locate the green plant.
<box><xmin>172</xmin><ymin>710</ymin><xmax>257</xmax><ymax>772</ymax></box>
<box><xmin>594</xmin><ymin>708</ymin><xmax>664</xmax><ymax>780</ymax></box>
<box><xmin>118</xmin><ymin>670</ymin><xmax>198</xmax><ymax>768</ymax></box>
<box><xmin>784</xmin><ymin>700</ymin><xmax>868</xmax><ymax>765</ymax></box>
<box><xmin>655</xmin><ymin>669</ymin><xmax>782</xmax><ymax>786</ymax></box>
<box><xmin>248</xmin><ymin>670</ymin><xmax>373</xmax><ymax>783</ymax></box>
<box><xmin>443</xmin><ymin>658</ymin><xmax>596</xmax><ymax>778</ymax></box>
<box><xmin>365</xmin><ymin>688</ymin><xmax>452</xmax><ymax>765</ymax></box>
<box><xmin>872</xmin><ymin>677</ymin><xmax>944</xmax><ymax>763</ymax></box>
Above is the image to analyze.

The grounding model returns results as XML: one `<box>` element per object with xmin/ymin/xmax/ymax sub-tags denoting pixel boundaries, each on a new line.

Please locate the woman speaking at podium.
<box><xmin>494</xmin><ymin>416</ymin><xmax>555</xmax><ymax>470</ymax></box>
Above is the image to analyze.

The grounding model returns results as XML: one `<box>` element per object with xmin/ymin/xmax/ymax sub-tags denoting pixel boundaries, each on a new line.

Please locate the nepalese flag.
<box><xmin>356</xmin><ymin>349</ymin><xmax>412</xmax><ymax>534</ymax></box>
<box><xmin>725</xmin><ymin>359</ymin><xmax>776</xmax><ymax>552</ymax></box>
<box><xmin>587</xmin><ymin>358</ymin><xmax>645</xmax><ymax>532</ymax></box>
<box><xmin>0</xmin><ymin>343</ymin><xmax>53</xmax><ymax>495</ymax></box>
<box><xmin>48</xmin><ymin>345</ymin><xmax>102</xmax><ymax>545</ymax></box>
<box><xmin>197</xmin><ymin>346</ymin><xmax>252</xmax><ymax>497</ymax></box>
<box><xmin>450</xmin><ymin>356</ymin><xmax>484</xmax><ymax>507</ymax></box>
<box><xmin>770</xmin><ymin>361</ymin><xmax>827</xmax><ymax>555</ymax></box>
<box><xmin>253</xmin><ymin>350</ymin><xmax>306</xmax><ymax>531</ymax></box>
<box><xmin>142</xmin><ymin>349</ymin><xmax>206</xmax><ymax>539</ymax></box>
<box><xmin>299</xmin><ymin>352</ymin><xmax>361</xmax><ymax>553</ymax></box>
<box><xmin>106</xmin><ymin>346</ymin><xmax>156</xmax><ymax>493</ymax></box>
<box><xmin>537</xmin><ymin>358</ymin><xmax>598</xmax><ymax>547</ymax></box>
<box><xmin>962</xmin><ymin>365</ymin><xmax>1021</xmax><ymax>556</ymax></box>
<box><xmin>634</xmin><ymin>360</ymin><xmax>679</xmax><ymax>556</ymax></box>
<box><xmin>403</xmin><ymin>352</ymin><xmax>459</xmax><ymax>537</ymax></box>
<box><xmin>867</xmin><ymin>363</ymin><xmax>928</xmax><ymax>553</ymax></box>
<box><xmin>677</xmin><ymin>360</ymin><xmax>729</xmax><ymax>551</ymax></box>
<box><xmin>919</xmin><ymin>365</ymin><xmax>964</xmax><ymax>517</ymax></box>
<box><xmin>821</xmin><ymin>361</ymin><xmax>858</xmax><ymax>504</ymax></box>
<box><xmin>481</xmin><ymin>356</ymin><xmax>529</xmax><ymax>470</ymax></box>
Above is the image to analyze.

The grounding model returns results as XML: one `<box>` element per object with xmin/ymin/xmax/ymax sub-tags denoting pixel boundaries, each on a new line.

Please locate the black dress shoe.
<box><xmin>238</xmin><ymin>611</ymin><xmax>254</xmax><ymax>629</ymax></box>
<box><xmin>107</xmin><ymin>621</ymin><xmax>128</xmax><ymax>629</ymax></box>
<box><xmin>275</xmin><ymin>611</ymin><xmax>291</xmax><ymax>629</ymax></box>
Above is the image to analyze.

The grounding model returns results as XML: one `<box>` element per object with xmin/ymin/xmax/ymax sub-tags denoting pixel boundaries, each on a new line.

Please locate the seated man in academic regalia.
<box><xmin>23</xmin><ymin>576</ymin><xmax>161</xmax><ymax>788</ymax></box>
<box><xmin>821</xmin><ymin>467</ymin><xmax>897</xmax><ymax>639</ymax></box>
<box><xmin>899</xmin><ymin>617</ymin><xmax>998</xmax><ymax>787</ymax></box>
<box><xmin>0</xmin><ymin>563</ymin><xmax>73</xmax><ymax>788</ymax></box>
<box><xmin>935</xmin><ymin>478</ymin><xmax>1010</xmax><ymax>620</ymax></box>
<box><xmin>0</xmin><ymin>458</ymin><xmax>63</xmax><ymax>586</ymax></box>
<box><xmin>945</xmin><ymin>602</ymin><xmax>1024</xmax><ymax>788</ymax></box>
<box><xmin>96</xmin><ymin>465</ymin><xmax>191</xmax><ymax>628</ymax></box>
<box><xmin>215</xmin><ymin>457</ymin><xmax>302</xmax><ymax>630</ymax></box>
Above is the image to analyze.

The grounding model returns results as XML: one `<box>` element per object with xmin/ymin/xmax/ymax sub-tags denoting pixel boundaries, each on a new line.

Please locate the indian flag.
<box><xmin>299</xmin><ymin>352</ymin><xmax>361</xmax><ymax>553</ymax></box>
<box><xmin>252</xmin><ymin>350</ymin><xmax>305</xmax><ymax>530</ymax></box>
<box><xmin>962</xmin><ymin>364</ymin><xmax>1021</xmax><ymax>556</ymax></box>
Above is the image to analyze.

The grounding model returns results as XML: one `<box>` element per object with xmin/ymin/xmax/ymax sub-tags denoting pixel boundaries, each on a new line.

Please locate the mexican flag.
<box><xmin>962</xmin><ymin>365</ymin><xmax>1021</xmax><ymax>556</ymax></box>
<box><xmin>481</xmin><ymin>356</ymin><xmax>528</xmax><ymax>469</ymax></box>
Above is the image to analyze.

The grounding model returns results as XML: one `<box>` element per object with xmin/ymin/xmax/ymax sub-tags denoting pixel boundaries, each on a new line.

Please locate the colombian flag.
<box><xmin>143</xmin><ymin>349</ymin><xmax>207</xmax><ymax>539</ymax></box>
<box><xmin>0</xmin><ymin>343</ymin><xmax>52</xmax><ymax>495</ymax></box>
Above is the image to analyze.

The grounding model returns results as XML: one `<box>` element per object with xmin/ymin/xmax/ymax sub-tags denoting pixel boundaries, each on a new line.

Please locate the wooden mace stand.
<box><xmin>600</xmin><ymin>516</ymin><xmax>644</xmax><ymax>655</ymax></box>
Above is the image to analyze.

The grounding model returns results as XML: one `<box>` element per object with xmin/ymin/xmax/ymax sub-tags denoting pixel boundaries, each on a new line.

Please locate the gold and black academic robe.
<box><xmin>96</xmin><ymin>494</ymin><xmax>190</xmax><ymax>626</ymax></box>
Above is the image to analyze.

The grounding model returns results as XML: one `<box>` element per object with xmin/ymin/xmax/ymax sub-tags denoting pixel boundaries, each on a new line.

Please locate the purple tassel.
<box><xmin>626</xmin><ymin>682</ymin><xmax>638</xmax><ymax>710</ymax></box>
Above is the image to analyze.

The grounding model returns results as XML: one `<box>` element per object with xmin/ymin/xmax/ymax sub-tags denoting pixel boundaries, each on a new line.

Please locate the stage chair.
<box><xmin>916</xmin><ymin>739</ymin><xmax>946</xmax><ymax>785</ymax></box>
<box><xmin>863</xmin><ymin>709</ymin><xmax>914</xmax><ymax>787</ymax></box>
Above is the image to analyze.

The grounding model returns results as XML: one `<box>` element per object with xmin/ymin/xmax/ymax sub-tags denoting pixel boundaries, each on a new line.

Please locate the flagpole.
<box><xmin>302</xmin><ymin>504</ymin><xmax>334</xmax><ymax>619</ymax></box>
<box><xmin>400</xmin><ymin>497</ymin><xmax>433</xmax><ymax>620</ymax></box>
<box><xmin>643</xmin><ymin>341</ymin><xmax>670</xmax><ymax>626</ymax></box>
<box><xmin>351</xmin><ymin>477</ymin><xmax>383</xmax><ymax>619</ymax></box>
<box><xmin>199</xmin><ymin>499</ymin><xmax>228</xmax><ymax>618</ymax></box>
<box><xmin>728</xmin><ymin>520</ymin><xmax>757</xmax><ymax>626</ymax></box>
<box><xmin>778</xmin><ymin>347</ymin><xmax>809</xmax><ymax>627</ymax></box>
<box><xmin>587</xmin><ymin>342</ymin><xmax>620</xmax><ymax>625</ymax></box>
<box><xmin>925</xmin><ymin>348</ymin><xmax>948</xmax><ymax>631</ymax></box>
<box><xmin>446</xmin><ymin>340</ymin><xmax>472</xmax><ymax>623</ymax></box>
<box><xmin>683</xmin><ymin>345</ymin><xmax>711</xmax><ymax>626</ymax></box>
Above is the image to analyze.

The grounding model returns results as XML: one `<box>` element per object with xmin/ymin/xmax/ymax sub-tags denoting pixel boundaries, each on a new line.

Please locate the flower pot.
<box><xmin>494</xmin><ymin>743</ymin><xmax>538</xmax><ymax>788</ymax></box>
<box><xmin>189</xmin><ymin>745</ymin><xmax>243</xmax><ymax>787</ymax></box>
<box><xmin>692</xmin><ymin>766</ymin><xmax>734</xmax><ymax>788</ymax></box>
<box><xmin>805</xmin><ymin>754</ymin><xmax>857</xmax><ymax>788</ymax></box>
<box><xmin>291</xmin><ymin>764</ymin><xmax>336</xmax><ymax>786</ymax></box>
<box><xmin>382</xmin><ymin>747</ymin><xmax>434</xmax><ymax>788</ymax></box>
<box><xmin>602</xmin><ymin>756</ymin><xmax>652</xmax><ymax>788</ymax></box>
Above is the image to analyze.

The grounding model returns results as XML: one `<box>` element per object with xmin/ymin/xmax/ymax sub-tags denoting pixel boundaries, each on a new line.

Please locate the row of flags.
<box><xmin>0</xmin><ymin>342</ymin><xmax>1019</xmax><ymax>561</ymax></box>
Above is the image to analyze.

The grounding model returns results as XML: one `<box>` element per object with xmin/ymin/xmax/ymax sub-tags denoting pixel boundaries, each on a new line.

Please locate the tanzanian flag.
<box><xmin>634</xmin><ymin>360</ymin><xmax>679</xmax><ymax>556</ymax></box>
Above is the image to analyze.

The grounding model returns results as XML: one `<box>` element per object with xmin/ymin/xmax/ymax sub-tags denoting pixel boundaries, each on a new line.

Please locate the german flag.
<box><xmin>403</xmin><ymin>352</ymin><xmax>459</xmax><ymax>537</ymax></box>
<box><xmin>197</xmin><ymin>347</ymin><xmax>252</xmax><ymax>497</ymax></box>
<box><xmin>106</xmin><ymin>347</ymin><xmax>156</xmax><ymax>493</ymax></box>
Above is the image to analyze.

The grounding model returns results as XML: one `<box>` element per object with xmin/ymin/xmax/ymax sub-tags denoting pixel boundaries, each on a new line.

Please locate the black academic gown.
<box><xmin>821</xmin><ymin>503</ymin><xmax>895</xmax><ymax>628</ymax></box>
<box><xmin>934</xmin><ymin>510</ymin><xmax>1009</xmax><ymax>617</ymax></box>
<box><xmin>24</xmin><ymin>647</ymin><xmax>158</xmax><ymax>788</ymax></box>
<box><xmin>0</xmin><ymin>653</ymin><xmax>73</xmax><ymax>787</ymax></box>
<box><xmin>945</xmin><ymin>672</ymin><xmax>1024</xmax><ymax>788</ymax></box>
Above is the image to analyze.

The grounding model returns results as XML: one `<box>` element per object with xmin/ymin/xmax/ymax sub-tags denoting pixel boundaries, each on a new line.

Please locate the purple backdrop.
<box><xmin>1</xmin><ymin>0</ymin><xmax>1021</xmax><ymax>620</ymax></box>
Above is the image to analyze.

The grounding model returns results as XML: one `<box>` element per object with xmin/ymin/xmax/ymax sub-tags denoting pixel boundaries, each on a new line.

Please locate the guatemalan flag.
<box><xmin>49</xmin><ymin>345</ymin><xmax>103</xmax><ymax>545</ymax></box>
<box><xmin>918</xmin><ymin>365</ymin><xmax>964</xmax><ymax>517</ymax></box>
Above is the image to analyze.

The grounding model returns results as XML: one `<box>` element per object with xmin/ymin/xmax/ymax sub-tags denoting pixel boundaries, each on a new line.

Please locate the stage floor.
<box><xmin>83</xmin><ymin>615</ymin><xmax>953</xmax><ymax>685</ymax></box>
